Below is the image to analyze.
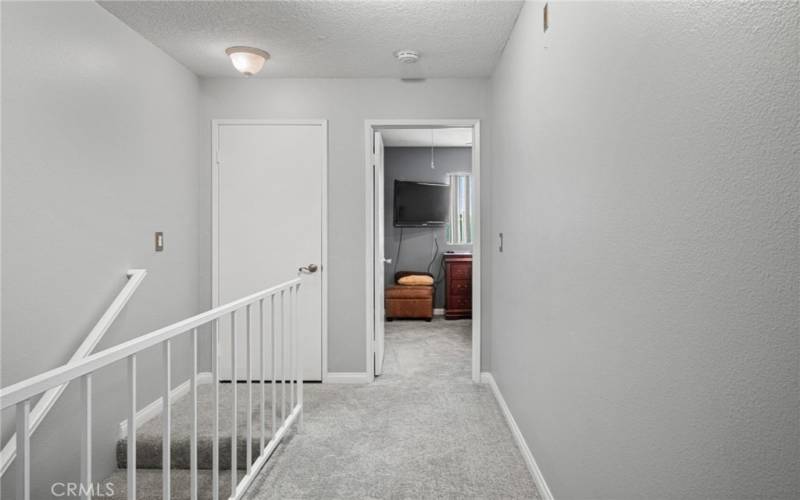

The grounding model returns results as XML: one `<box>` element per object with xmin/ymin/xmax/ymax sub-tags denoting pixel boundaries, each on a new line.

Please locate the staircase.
<box><xmin>3</xmin><ymin>277</ymin><xmax>303</xmax><ymax>500</ymax></box>
<box><xmin>105</xmin><ymin>382</ymin><xmax>281</xmax><ymax>499</ymax></box>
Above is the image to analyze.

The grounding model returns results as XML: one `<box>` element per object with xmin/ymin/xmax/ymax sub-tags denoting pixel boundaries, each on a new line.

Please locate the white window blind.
<box><xmin>447</xmin><ymin>173</ymin><xmax>473</xmax><ymax>245</ymax></box>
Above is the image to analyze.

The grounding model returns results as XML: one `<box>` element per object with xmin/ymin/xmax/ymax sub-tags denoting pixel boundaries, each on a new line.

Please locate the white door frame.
<box><xmin>364</xmin><ymin>119</ymin><xmax>482</xmax><ymax>383</ymax></box>
<box><xmin>211</xmin><ymin>118</ymin><xmax>329</xmax><ymax>381</ymax></box>
<box><xmin>373</xmin><ymin>130</ymin><xmax>386</xmax><ymax>376</ymax></box>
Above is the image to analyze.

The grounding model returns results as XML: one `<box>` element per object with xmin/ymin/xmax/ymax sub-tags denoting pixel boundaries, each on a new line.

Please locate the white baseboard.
<box><xmin>118</xmin><ymin>372</ymin><xmax>212</xmax><ymax>438</ymax></box>
<box><xmin>324</xmin><ymin>372</ymin><xmax>371</xmax><ymax>384</ymax></box>
<box><xmin>433</xmin><ymin>308</ymin><xmax>445</xmax><ymax>316</ymax></box>
<box><xmin>481</xmin><ymin>372</ymin><xmax>554</xmax><ymax>500</ymax></box>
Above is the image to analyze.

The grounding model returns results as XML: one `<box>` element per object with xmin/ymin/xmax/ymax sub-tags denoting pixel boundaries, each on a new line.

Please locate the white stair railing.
<box><xmin>0</xmin><ymin>269</ymin><xmax>147</xmax><ymax>477</ymax></box>
<box><xmin>0</xmin><ymin>276</ymin><xmax>304</xmax><ymax>500</ymax></box>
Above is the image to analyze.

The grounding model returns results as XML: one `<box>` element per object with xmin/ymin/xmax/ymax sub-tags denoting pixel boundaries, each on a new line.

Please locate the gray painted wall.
<box><xmin>198</xmin><ymin>78</ymin><xmax>491</xmax><ymax>373</ymax></box>
<box><xmin>383</xmin><ymin>147</ymin><xmax>472</xmax><ymax>308</ymax></box>
<box><xmin>1</xmin><ymin>2</ymin><xmax>202</xmax><ymax>497</ymax></box>
<box><xmin>488</xmin><ymin>2</ymin><xmax>799</xmax><ymax>499</ymax></box>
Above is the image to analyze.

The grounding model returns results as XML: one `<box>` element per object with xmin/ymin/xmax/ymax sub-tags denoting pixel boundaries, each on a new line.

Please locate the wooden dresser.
<box><xmin>443</xmin><ymin>253</ymin><xmax>472</xmax><ymax>320</ymax></box>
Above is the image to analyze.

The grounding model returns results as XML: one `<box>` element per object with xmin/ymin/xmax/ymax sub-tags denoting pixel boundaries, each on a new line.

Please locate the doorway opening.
<box><xmin>365</xmin><ymin>120</ymin><xmax>481</xmax><ymax>383</ymax></box>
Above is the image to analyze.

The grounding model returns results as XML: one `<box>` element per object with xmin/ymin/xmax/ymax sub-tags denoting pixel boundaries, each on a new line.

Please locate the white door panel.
<box><xmin>216</xmin><ymin>122</ymin><xmax>324</xmax><ymax>381</ymax></box>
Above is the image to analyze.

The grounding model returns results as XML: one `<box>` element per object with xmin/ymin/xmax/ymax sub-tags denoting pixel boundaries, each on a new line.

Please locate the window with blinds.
<box><xmin>447</xmin><ymin>173</ymin><xmax>473</xmax><ymax>245</ymax></box>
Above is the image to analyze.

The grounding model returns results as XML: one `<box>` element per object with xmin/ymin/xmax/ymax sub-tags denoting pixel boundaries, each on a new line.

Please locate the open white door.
<box><xmin>214</xmin><ymin>120</ymin><xmax>326</xmax><ymax>381</ymax></box>
<box><xmin>373</xmin><ymin>131</ymin><xmax>386</xmax><ymax>376</ymax></box>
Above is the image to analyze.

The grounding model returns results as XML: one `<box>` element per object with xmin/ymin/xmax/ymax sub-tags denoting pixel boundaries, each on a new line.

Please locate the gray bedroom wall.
<box><xmin>383</xmin><ymin>147</ymin><xmax>472</xmax><ymax>308</ymax></box>
<box><xmin>198</xmin><ymin>78</ymin><xmax>491</xmax><ymax>374</ymax></box>
<box><xmin>1</xmin><ymin>2</ymin><xmax>202</xmax><ymax>497</ymax></box>
<box><xmin>488</xmin><ymin>2</ymin><xmax>799</xmax><ymax>499</ymax></box>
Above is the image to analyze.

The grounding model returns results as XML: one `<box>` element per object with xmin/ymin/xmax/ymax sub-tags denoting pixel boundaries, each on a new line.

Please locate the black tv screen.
<box><xmin>394</xmin><ymin>180</ymin><xmax>450</xmax><ymax>227</ymax></box>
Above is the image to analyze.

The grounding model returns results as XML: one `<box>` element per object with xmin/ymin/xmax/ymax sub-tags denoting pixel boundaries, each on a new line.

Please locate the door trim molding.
<box><xmin>211</xmin><ymin>119</ymin><xmax>329</xmax><ymax>382</ymax></box>
<box><xmin>364</xmin><ymin>119</ymin><xmax>482</xmax><ymax>383</ymax></box>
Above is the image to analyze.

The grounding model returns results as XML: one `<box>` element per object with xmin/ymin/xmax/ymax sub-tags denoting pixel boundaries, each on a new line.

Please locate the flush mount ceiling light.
<box><xmin>394</xmin><ymin>49</ymin><xmax>420</xmax><ymax>64</ymax></box>
<box><xmin>225</xmin><ymin>46</ymin><xmax>270</xmax><ymax>76</ymax></box>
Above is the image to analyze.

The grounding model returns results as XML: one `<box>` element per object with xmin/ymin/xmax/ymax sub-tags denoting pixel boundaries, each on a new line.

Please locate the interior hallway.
<box><xmin>244</xmin><ymin>318</ymin><xmax>539</xmax><ymax>499</ymax></box>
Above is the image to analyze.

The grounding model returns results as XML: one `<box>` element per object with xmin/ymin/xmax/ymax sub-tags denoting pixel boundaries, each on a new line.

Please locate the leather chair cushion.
<box><xmin>397</xmin><ymin>274</ymin><xmax>434</xmax><ymax>286</ymax></box>
<box><xmin>395</xmin><ymin>271</ymin><xmax>434</xmax><ymax>282</ymax></box>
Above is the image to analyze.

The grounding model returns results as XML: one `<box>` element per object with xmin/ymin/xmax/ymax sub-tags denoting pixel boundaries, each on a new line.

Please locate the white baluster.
<box><xmin>271</xmin><ymin>293</ymin><xmax>277</xmax><ymax>439</ymax></box>
<box><xmin>191</xmin><ymin>328</ymin><xmax>198</xmax><ymax>500</ymax></box>
<box><xmin>281</xmin><ymin>290</ymin><xmax>286</xmax><ymax>425</ymax></box>
<box><xmin>289</xmin><ymin>286</ymin><xmax>295</xmax><ymax>413</ymax></box>
<box><xmin>16</xmin><ymin>400</ymin><xmax>30</xmax><ymax>500</ymax></box>
<box><xmin>246</xmin><ymin>304</ymin><xmax>252</xmax><ymax>474</ymax></box>
<box><xmin>259</xmin><ymin>298</ymin><xmax>266</xmax><ymax>453</ymax></box>
<box><xmin>127</xmin><ymin>355</ymin><xmax>136</xmax><ymax>500</ymax></box>
<box><xmin>80</xmin><ymin>374</ymin><xmax>92</xmax><ymax>500</ymax></box>
<box><xmin>212</xmin><ymin>320</ymin><xmax>220</xmax><ymax>500</ymax></box>
<box><xmin>297</xmin><ymin>283</ymin><xmax>304</xmax><ymax>433</ymax></box>
<box><xmin>230</xmin><ymin>312</ymin><xmax>237</xmax><ymax>496</ymax></box>
<box><xmin>162</xmin><ymin>340</ymin><xmax>171</xmax><ymax>499</ymax></box>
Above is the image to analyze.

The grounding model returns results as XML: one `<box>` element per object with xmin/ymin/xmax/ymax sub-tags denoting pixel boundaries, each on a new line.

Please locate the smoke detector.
<box><xmin>394</xmin><ymin>50</ymin><xmax>420</xmax><ymax>64</ymax></box>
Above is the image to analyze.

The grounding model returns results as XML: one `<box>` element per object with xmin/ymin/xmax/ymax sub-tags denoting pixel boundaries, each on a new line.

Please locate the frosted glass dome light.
<box><xmin>225</xmin><ymin>46</ymin><xmax>270</xmax><ymax>76</ymax></box>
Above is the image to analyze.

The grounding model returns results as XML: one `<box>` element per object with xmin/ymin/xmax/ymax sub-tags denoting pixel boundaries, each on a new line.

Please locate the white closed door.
<box><xmin>214</xmin><ymin>121</ymin><xmax>326</xmax><ymax>381</ymax></box>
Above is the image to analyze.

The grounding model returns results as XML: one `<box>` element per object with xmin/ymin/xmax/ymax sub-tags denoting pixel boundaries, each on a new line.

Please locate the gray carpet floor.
<box><xmin>243</xmin><ymin>318</ymin><xmax>540</xmax><ymax>499</ymax></box>
<box><xmin>105</xmin><ymin>318</ymin><xmax>539</xmax><ymax>499</ymax></box>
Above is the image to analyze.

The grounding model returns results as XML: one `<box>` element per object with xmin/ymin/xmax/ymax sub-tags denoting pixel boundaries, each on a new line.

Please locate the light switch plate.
<box><xmin>155</xmin><ymin>232</ymin><xmax>164</xmax><ymax>252</ymax></box>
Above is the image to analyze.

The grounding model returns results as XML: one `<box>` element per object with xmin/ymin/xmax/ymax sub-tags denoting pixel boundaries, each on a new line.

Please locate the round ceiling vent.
<box><xmin>394</xmin><ymin>50</ymin><xmax>420</xmax><ymax>64</ymax></box>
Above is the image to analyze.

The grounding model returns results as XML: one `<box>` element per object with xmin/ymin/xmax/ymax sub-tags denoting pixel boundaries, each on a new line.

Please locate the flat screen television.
<box><xmin>393</xmin><ymin>180</ymin><xmax>450</xmax><ymax>227</ymax></box>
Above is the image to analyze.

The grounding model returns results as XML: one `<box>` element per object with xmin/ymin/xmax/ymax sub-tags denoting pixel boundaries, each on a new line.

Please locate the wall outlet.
<box><xmin>155</xmin><ymin>232</ymin><xmax>164</xmax><ymax>252</ymax></box>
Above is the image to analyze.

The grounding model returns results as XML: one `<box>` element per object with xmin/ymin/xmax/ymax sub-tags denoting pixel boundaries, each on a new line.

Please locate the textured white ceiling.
<box><xmin>99</xmin><ymin>0</ymin><xmax>523</xmax><ymax>78</ymax></box>
<box><xmin>381</xmin><ymin>128</ymin><xmax>472</xmax><ymax>147</ymax></box>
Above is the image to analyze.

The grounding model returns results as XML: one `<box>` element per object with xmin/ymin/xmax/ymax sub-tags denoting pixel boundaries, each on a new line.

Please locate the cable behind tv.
<box><xmin>427</xmin><ymin>233</ymin><xmax>439</xmax><ymax>274</ymax></box>
<box><xmin>393</xmin><ymin>227</ymin><xmax>404</xmax><ymax>277</ymax></box>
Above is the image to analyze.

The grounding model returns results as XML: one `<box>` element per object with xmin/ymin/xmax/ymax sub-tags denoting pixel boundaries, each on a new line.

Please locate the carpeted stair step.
<box><xmin>117</xmin><ymin>382</ymin><xmax>278</xmax><ymax>470</ymax></box>
<box><xmin>103</xmin><ymin>467</ymin><xmax>245</xmax><ymax>500</ymax></box>
<box><xmin>116</xmin><ymin>434</ymin><xmax>263</xmax><ymax>470</ymax></box>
